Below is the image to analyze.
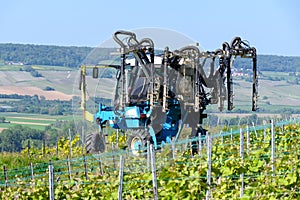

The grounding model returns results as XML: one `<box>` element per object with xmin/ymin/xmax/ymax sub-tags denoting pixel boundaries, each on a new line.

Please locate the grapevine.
<box><xmin>0</xmin><ymin>122</ymin><xmax>300</xmax><ymax>199</ymax></box>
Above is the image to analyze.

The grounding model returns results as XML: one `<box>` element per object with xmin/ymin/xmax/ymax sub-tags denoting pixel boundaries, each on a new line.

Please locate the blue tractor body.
<box><xmin>94</xmin><ymin>100</ymin><xmax>181</xmax><ymax>149</ymax></box>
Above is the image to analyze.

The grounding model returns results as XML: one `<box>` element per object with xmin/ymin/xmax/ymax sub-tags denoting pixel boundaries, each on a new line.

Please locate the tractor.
<box><xmin>79</xmin><ymin>30</ymin><xmax>258</xmax><ymax>155</ymax></box>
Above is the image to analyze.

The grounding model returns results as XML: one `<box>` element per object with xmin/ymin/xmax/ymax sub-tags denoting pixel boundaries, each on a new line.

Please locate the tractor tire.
<box><xmin>190</xmin><ymin>126</ymin><xmax>207</xmax><ymax>155</ymax></box>
<box><xmin>86</xmin><ymin>132</ymin><xmax>106</xmax><ymax>154</ymax></box>
<box><xmin>127</xmin><ymin>129</ymin><xmax>150</xmax><ymax>156</ymax></box>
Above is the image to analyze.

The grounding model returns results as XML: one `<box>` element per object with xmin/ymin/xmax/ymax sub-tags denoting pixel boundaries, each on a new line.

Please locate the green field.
<box><xmin>0</xmin><ymin>64</ymin><xmax>73</xmax><ymax>71</ymax></box>
<box><xmin>0</xmin><ymin>113</ymin><xmax>76</xmax><ymax>131</ymax></box>
<box><xmin>0</xmin><ymin>99</ymin><xmax>20</xmax><ymax>102</ymax></box>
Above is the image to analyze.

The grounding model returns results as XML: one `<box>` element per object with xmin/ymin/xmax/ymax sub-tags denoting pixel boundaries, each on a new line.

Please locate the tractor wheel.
<box><xmin>190</xmin><ymin>126</ymin><xmax>207</xmax><ymax>155</ymax></box>
<box><xmin>127</xmin><ymin>129</ymin><xmax>150</xmax><ymax>156</ymax></box>
<box><xmin>86</xmin><ymin>132</ymin><xmax>106</xmax><ymax>154</ymax></box>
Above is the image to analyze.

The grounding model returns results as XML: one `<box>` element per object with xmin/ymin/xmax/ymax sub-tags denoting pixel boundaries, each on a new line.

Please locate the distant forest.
<box><xmin>0</xmin><ymin>43</ymin><xmax>91</xmax><ymax>67</ymax></box>
<box><xmin>234</xmin><ymin>55</ymin><xmax>300</xmax><ymax>72</ymax></box>
<box><xmin>0</xmin><ymin>43</ymin><xmax>300</xmax><ymax>71</ymax></box>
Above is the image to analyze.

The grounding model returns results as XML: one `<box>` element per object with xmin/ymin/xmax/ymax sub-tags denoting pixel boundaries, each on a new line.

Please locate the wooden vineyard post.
<box><xmin>99</xmin><ymin>156</ymin><xmax>104</xmax><ymax>176</ymax></box>
<box><xmin>189</xmin><ymin>138</ymin><xmax>193</xmax><ymax>157</ymax></box>
<box><xmin>43</xmin><ymin>138</ymin><xmax>46</xmax><ymax>156</ymax></box>
<box><xmin>67</xmin><ymin>156</ymin><xmax>72</xmax><ymax>180</ymax></box>
<box><xmin>28</xmin><ymin>140</ymin><xmax>31</xmax><ymax>157</ymax></box>
<box><xmin>82</xmin><ymin>126</ymin><xmax>85</xmax><ymax>155</ymax></box>
<box><xmin>83</xmin><ymin>155</ymin><xmax>89</xmax><ymax>180</ymax></box>
<box><xmin>3</xmin><ymin>165</ymin><xmax>8</xmax><ymax>188</ymax></box>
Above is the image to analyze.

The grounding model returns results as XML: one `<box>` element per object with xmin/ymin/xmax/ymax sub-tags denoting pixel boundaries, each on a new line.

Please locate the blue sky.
<box><xmin>1</xmin><ymin>0</ymin><xmax>299</xmax><ymax>56</ymax></box>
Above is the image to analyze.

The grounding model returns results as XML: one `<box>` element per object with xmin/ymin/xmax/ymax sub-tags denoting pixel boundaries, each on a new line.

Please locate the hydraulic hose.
<box><xmin>113</xmin><ymin>30</ymin><xmax>138</xmax><ymax>49</ymax></box>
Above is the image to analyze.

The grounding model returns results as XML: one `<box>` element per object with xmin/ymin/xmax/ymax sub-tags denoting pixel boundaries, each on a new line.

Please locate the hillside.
<box><xmin>0</xmin><ymin>43</ymin><xmax>300</xmax><ymax>115</ymax></box>
<box><xmin>234</xmin><ymin>55</ymin><xmax>300</xmax><ymax>72</ymax></box>
<box><xmin>0</xmin><ymin>43</ymin><xmax>116</xmax><ymax>68</ymax></box>
<box><xmin>0</xmin><ymin>67</ymin><xmax>299</xmax><ymax>115</ymax></box>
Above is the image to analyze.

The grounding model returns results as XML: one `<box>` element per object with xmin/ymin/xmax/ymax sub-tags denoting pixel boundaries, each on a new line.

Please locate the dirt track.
<box><xmin>0</xmin><ymin>86</ymin><xmax>73</xmax><ymax>100</ymax></box>
<box><xmin>10</xmin><ymin>121</ymin><xmax>50</xmax><ymax>126</ymax></box>
<box><xmin>9</xmin><ymin>116</ymin><xmax>56</xmax><ymax>121</ymax></box>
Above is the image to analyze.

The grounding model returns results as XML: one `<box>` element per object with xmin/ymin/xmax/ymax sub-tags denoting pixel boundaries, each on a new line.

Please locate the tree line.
<box><xmin>234</xmin><ymin>55</ymin><xmax>300</xmax><ymax>72</ymax></box>
<box><xmin>0</xmin><ymin>120</ymin><xmax>78</xmax><ymax>152</ymax></box>
<box><xmin>0</xmin><ymin>43</ymin><xmax>91</xmax><ymax>67</ymax></box>
<box><xmin>0</xmin><ymin>43</ymin><xmax>116</xmax><ymax>68</ymax></box>
<box><xmin>1</xmin><ymin>43</ymin><xmax>300</xmax><ymax>71</ymax></box>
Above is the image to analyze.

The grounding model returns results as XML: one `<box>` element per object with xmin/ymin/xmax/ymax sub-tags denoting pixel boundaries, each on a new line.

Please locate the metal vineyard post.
<box><xmin>67</xmin><ymin>156</ymin><xmax>72</xmax><ymax>180</ymax></box>
<box><xmin>30</xmin><ymin>163</ymin><xmax>34</xmax><ymax>181</ymax></box>
<box><xmin>271</xmin><ymin>119</ymin><xmax>275</xmax><ymax>177</ymax></box>
<box><xmin>48</xmin><ymin>161</ymin><xmax>54</xmax><ymax>200</ymax></box>
<box><xmin>150</xmin><ymin>144</ymin><xmax>158</xmax><ymax>200</ymax></box>
<box><xmin>118</xmin><ymin>155</ymin><xmax>125</xmax><ymax>200</ymax></box>
<box><xmin>240</xmin><ymin>128</ymin><xmax>244</xmax><ymax>197</ymax></box>
<box><xmin>246</xmin><ymin>125</ymin><xmax>250</xmax><ymax>154</ymax></box>
<box><xmin>206</xmin><ymin>132</ymin><xmax>212</xmax><ymax>200</ymax></box>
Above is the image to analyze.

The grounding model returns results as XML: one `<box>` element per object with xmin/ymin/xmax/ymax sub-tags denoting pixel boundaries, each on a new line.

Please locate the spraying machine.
<box><xmin>79</xmin><ymin>30</ymin><xmax>258</xmax><ymax>155</ymax></box>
